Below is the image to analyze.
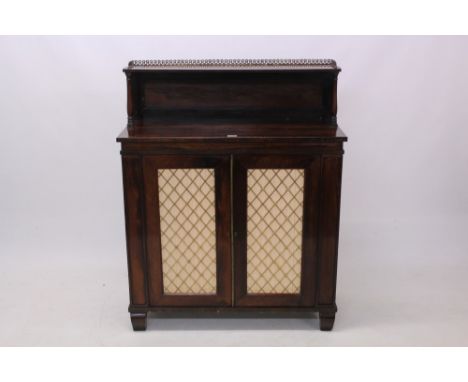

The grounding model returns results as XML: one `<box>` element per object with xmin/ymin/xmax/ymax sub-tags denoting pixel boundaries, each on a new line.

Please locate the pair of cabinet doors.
<box><xmin>138</xmin><ymin>154</ymin><xmax>323</xmax><ymax>308</ymax></box>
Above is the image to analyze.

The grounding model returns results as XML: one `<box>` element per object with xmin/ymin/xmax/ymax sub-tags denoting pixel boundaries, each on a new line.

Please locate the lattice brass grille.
<box><xmin>158</xmin><ymin>169</ymin><xmax>217</xmax><ymax>295</ymax></box>
<box><xmin>246</xmin><ymin>169</ymin><xmax>304</xmax><ymax>294</ymax></box>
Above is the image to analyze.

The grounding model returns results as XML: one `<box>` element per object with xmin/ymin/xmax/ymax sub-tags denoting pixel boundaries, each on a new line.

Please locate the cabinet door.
<box><xmin>233</xmin><ymin>156</ymin><xmax>321</xmax><ymax>307</ymax></box>
<box><xmin>143</xmin><ymin>155</ymin><xmax>231</xmax><ymax>306</ymax></box>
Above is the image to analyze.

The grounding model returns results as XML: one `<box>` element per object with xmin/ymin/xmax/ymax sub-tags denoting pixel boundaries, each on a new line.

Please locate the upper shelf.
<box><xmin>124</xmin><ymin>59</ymin><xmax>340</xmax><ymax>72</ymax></box>
<box><xmin>123</xmin><ymin>58</ymin><xmax>341</xmax><ymax>129</ymax></box>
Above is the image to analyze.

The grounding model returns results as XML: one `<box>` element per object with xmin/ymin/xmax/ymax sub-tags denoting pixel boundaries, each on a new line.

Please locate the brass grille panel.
<box><xmin>158</xmin><ymin>168</ymin><xmax>217</xmax><ymax>295</ymax></box>
<box><xmin>247</xmin><ymin>169</ymin><xmax>304</xmax><ymax>294</ymax></box>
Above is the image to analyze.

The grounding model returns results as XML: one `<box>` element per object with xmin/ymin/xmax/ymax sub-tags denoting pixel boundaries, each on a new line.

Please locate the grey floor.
<box><xmin>1</xmin><ymin>217</ymin><xmax>467</xmax><ymax>346</ymax></box>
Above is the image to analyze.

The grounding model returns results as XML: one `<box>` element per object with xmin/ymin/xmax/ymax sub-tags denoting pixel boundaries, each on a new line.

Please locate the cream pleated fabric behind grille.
<box><xmin>158</xmin><ymin>169</ymin><xmax>217</xmax><ymax>295</ymax></box>
<box><xmin>247</xmin><ymin>169</ymin><xmax>304</xmax><ymax>294</ymax></box>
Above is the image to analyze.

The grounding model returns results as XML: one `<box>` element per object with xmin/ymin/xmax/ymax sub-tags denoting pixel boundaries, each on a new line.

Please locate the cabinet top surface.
<box><xmin>124</xmin><ymin>59</ymin><xmax>340</xmax><ymax>72</ymax></box>
<box><xmin>117</xmin><ymin>122</ymin><xmax>347</xmax><ymax>143</ymax></box>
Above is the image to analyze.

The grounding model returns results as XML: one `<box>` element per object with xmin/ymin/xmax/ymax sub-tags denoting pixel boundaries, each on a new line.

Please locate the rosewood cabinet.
<box><xmin>117</xmin><ymin>59</ymin><xmax>347</xmax><ymax>331</ymax></box>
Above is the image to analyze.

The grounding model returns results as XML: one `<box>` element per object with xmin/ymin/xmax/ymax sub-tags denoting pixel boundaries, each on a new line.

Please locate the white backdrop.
<box><xmin>1</xmin><ymin>36</ymin><xmax>467</xmax><ymax>345</ymax></box>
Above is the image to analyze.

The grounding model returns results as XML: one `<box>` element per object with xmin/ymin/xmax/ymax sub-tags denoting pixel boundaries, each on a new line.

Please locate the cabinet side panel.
<box><xmin>299</xmin><ymin>158</ymin><xmax>321</xmax><ymax>306</ymax></box>
<box><xmin>318</xmin><ymin>156</ymin><xmax>343</xmax><ymax>305</ymax></box>
<box><xmin>122</xmin><ymin>155</ymin><xmax>147</xmax><ymax>305</ymax></box>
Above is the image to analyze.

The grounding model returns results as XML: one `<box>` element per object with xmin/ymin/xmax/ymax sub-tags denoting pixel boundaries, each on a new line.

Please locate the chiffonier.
<box><xmin>117</xmin><ymin>59</ymin><xmax>347</xmax><ymax>331</ymax></box>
